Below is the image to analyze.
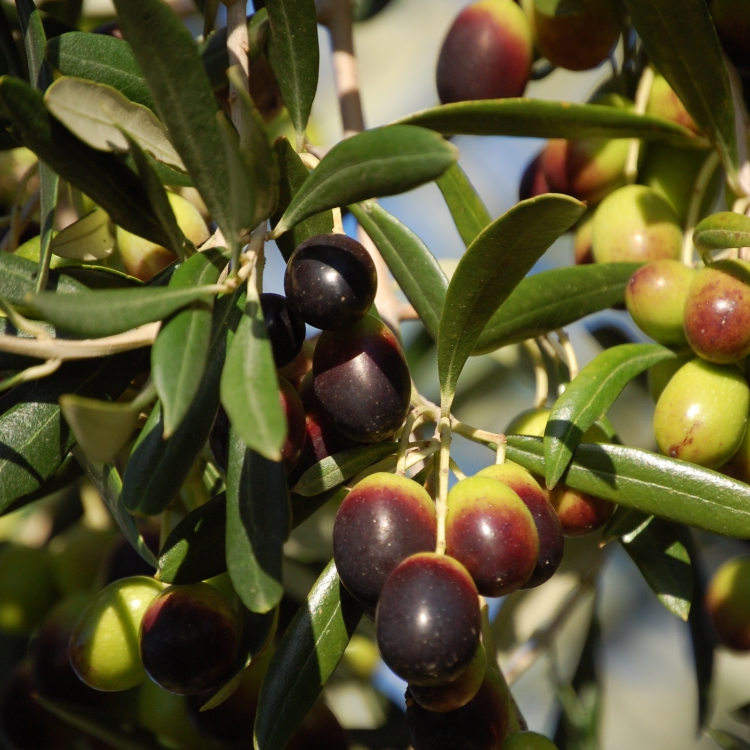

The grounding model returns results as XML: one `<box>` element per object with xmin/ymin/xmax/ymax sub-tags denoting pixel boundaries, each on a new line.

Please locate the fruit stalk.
<box><xmin>684</xmin><ymin>150</ymin><xmax>722</xmax><ymax>265</ymax></box>
<box><xmin>523</xmin><ymin>339</ymin><xmax>549</xmax><ymax>408</ymax></box>
<box><xmin>624</xmin><ymin>65</ymin><xmax>654</xmax><ymax>184</ymax></box>
<box><xmin>435</xmin><ymin>416</ymin><xmax>452</xmax><ymax>555</ymax></box>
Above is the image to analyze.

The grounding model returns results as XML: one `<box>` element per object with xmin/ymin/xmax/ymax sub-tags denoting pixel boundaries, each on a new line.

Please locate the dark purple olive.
<box><xmin>313</xmin><ymin>315</ymin><xmax>411</xmax><ymax>443</ymax></box>
<box><xmin>285</xmin><ymin>234</ymin><xmax>377</xmax><ymax>331</ymax></box>
<box><xmin>260</xmin><ymin>293</ymin><xmax>306</xmax><ymax>368</ymax></box>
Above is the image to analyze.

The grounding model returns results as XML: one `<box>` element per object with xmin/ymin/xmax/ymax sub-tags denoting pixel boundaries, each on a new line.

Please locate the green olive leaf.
<box><xmin>16</xmin><ymin>0</ymin><xmax>51</xmax><ymax>91</ymax></box>
<box><xmin>473</xmin><ymin>263</ymin><xmax>642</xmax><ymax>355</ymax></box>
<box><xmin>0</xmin><ymin>76</ymin><xmax>170</xmax><ymax>247</ymax></box>
<box><xmin>112</xmin><ymin>0</ymin><xmax>233</xmax><ymax>244</ymax></box>
<box><xmin>46</xmin><ymin>32</ymin><xmax>155</xmax><ymax>111</ymax></box>
<box><xmin>265</xmin><ymin>0</ymin><xmax>319</xmax><ymax>143</ymax></box>
<box><xmin>621</xmin><ymin>0</ymin><xmax>740</xmax><ymax>189</ymax></box>
<box><xmin>270</xmin><ymin>126</ymin><xmax>458</xmax><ymax>238</ymax></box>
<box><xmin>544</xmin><ymin>344</ymin><xmax>676</xmax><ymax>490</ymax></box>
<box><xmin>121</xmin><ymin>289</ymin><xmax>244</xmax><ymax>516</ymax></box>
<box><xmin>33</xmin><ymin>285</ymin><xmax>220</xmax><ymax>339</ymax></box>
<box><xmin>291</xmin><ymin>442</ymin><xmax>399</xmax><ymax>496</ymax></box>
<box><xmin>435</xmin><ymin>163</ymin><xmax>492</xmax><ymax>247</ymax></box>
<box><xmin>395</xmin><ymin>99</ymin><xmax>702</xmax><ymax>144</ymax></box>
<box><xmin>270</xmin><ymin>137</ymin><xmax>334</xmax><ymax>262</ymax></box>
<box><xmin>220</xmin><ymin>286</ymin><xmax>286</xmax><ymax>462</ymax></box>
<box><xmin>620</xmin><ymin>517</ymin><xmax>692</xmax><ymax>621</ymax></box>
<box><xmin>438</xmin><ymin>194</ymin><xmax>585</xmax><ymax>413</ymax></box>
<box><xmin>254</xmin><ymin>560</ymin><xmax>364</xmax><ymax>750</ymax></box>
<box><xmin>600</xmin><ymin>506</ymin><xmax>651</xmax><ymax>546</ymax></box>
<box><xmin>152</xmin><ymin>249</ymin><xmax>228</xmax><ymax>438</ymax></box>
<box><xmin>226</xmin><ymin>427</ymin><xmax>290</xmax><ymax>614</ymax></box>
<box><xmin>44</xmin><ymin>77</ymin><xmax>185</xmax><ymax>170</ymax></box>
<box><xmin>349</xmin><ymin>201</ymin><xmax>448</xmax><ymax>341</ymax></box>
<box><xmin>0</xmin><ymin>253</ymin><xmax>86</xmax><ymax>313</ymax></box>
<box><xmin>506</xmin><ymin>436</ymin><xmax>750</xmax><ymax>538</ymax></box>
<box><xmin>694</xmin><ymin>211</ymin><xmax>750</xmax><ymax>252</ymax></box>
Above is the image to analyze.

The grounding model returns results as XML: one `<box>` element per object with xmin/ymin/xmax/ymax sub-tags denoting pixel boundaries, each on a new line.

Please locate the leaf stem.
<box><xmin>435</xmin><ymin>417</ymin><xmax>451</xmax><ymax>555</ymax></box>
<box><xmin>682</xmin><ymin>150</ymin><xmax>721</xmax><ymax>266</ymax></box>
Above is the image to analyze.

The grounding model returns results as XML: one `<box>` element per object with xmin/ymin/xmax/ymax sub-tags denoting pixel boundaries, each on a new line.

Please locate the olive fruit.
<box><xmin>519</xmin><ymin>152</ymin><xmax>549</xmax><ymax>202</ymax></box>
<box><xmin>592</xmin><ymin>185</ymin><xmax>682</xmax><ymax>264</ymax></box>
<box><xmin>653</xmin><ymin>358</ymin><xmax>750</xmax><ymax>468</ymax></box>
<box><xmin>547</xmin><ymin>483</ymin><xmax>615</xmax><ymax>537</ymax></box>
<box><xmin>705</xmin><ymin>556</ymin><xmax>750</xmax><ymax>650</ymax></box>
<box><xmin>313</xmin><ymin>314</ymin><xmax>411</xmax><ymax>442</ymax></box>
<box><xmin>506</xmin><ymin>407</ymin><xmax>551</xmax><ymax>437</ymax></box>
<box><xmin>376</xmin><ymin>552</ymin><xmax>480</xmax><ymax>686</ymax></box>
<box><xmin>683</xmin><ymin>259</ymin><xmax>750</xmax><ymax>364</ymax></box>
<box><xmin>541</xmin><ymin>137</ymin><xmax>628</xmax><ymax>207</ymax></box>
<box><xmin>48</xmin><ymin>521</ymin><xmax>118</xmax><ymax>595</ymax></box>
<box><xmin>279</xmin><ymin>375</ymin><xmax>307</xmax><ymax>472</ymax></box>
<box><xmin>646</xmin><ymin>73</ymin><xmax>700</xmax><ymax>134</ymax></box>
<box><xmin>648</xmin><ymin>352</ymin><xmax>694</xmax><ymax>402</ymax></box>
<box><xmin>522</xmin><ymin>0</ymin><xmax>620</xmax><ymax>71</ymax></box>
<box><xmin>277</xmin><ymin>338</ymin><xmax>315</xmax><ymax>391</ymax></box>
<box><xmin>406</xmin><ymin>667</ymin><xmax>511</xmax><ymax>750</ymax></box>
<box><xmin>477</xmin><ymin>461</ymin><xmax>564</xmax><ymax>587</ymax></box>
<box><xmin>333</xmin><ymin>472</ymin><xmax>437</xmax><ymax>610</ymax></box>
<box><xmin>711</xmin><ymin>0</ymin><xmax>750</xmax><ymax>71</ymax></box>
<box><xmin>445</xmin><ymin>476</ymin><xmax>539</xmax><ymax>596</ymax></box>
<box><xmin>722</xmin><ymin>419</ymin><xmax>750</xmax><ymax>483</ymax></box>
<box><xmin>70</xmin><ymin>576</ymin><xmax>166</xmax><ymax>692</ymax></box>
<box><xmin>573</xmin><ymin>210</ymin><xmax>595</xmax><ymax>265</ymax></box>
<box><xmin>436</xmin><ymin>0</ymin><xmax>532</xmax><ymax>104</ymax></box>
<box><xmin>284</xmin><ymin>233</ymin><xmax>377</xmax><ymax>331</ymax></box>
<box><xmin>260</xmin><ymin>293</ymin><xmax>307</xmax><ymax>368</ymax></box>
<box><xmin>625</xmin><ymin>260</ymin><xmax>697</xmax><ymax>346</ymax></box>
<box><xmin>408</xmin><ymin>642</ymin><xmax>487</xmax><ymax>713</ymax></box>
<box><xmin>139</xmin><ymin>582</ymin><xmax>243</xmax><ymax>695</ymax></box>
<box><xmin>0</xmin><ymin>544</ymin><xmax>57</xmax><ymax>636</ymax></box>
<box><xmin>502</xmin><ymin>731</ymin><xmax>560</xmax><ymax>749</ymax></box>
<box><xmin>116</xmin><ymin>192</ymin><xmax>209</xmax><ymax>281</ymax></box>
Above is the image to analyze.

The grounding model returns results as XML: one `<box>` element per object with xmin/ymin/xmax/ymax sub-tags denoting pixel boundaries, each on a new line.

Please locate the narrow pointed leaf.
<box><xmin>473</xmin><ymin>263</ymin><xmax>641</xmax><ymax>354</ymax></box>
<box><xmin>254</xmin><ymin>560</ymin><xmax>364</xmax><ymax>750</ymax></box>
<box><xmin>545</xmin><ymin>343</ymin><xmax>675</xmax><ymax>489</ymax></box>
<box><xmin>46</xmin><ymin>32</ymin><xmax>155</xmax><ymax>110</ymax></box>
<box><xmin>438</xmin><ymin>194</ymin><xmax>585</xmax><ymax>412</ymax></box>
<box><xmin>600</xmin><ymin>506</ymin><xmax>650</xmax><ymax>546</ymax></box>
<box><xmin>121</xmin><ymin>290</ymin><xmax>244</xmax><ymax>516</ymax></box>
<box><xmin>265</xmin><ymin>0</ymin><xmax>319</xmax><ymax>140</ymax></box>
<box><xmin>506</xmin><ymin>436</ymin><xmax>750</xmax><ymax>538</ymax></box>
<box><xmin>33</xmin><ymin>285</ymin><xmax>219</xmax><ymax>338</ymax></box>
<box><xmin>220</xmin><ymin>288</ymin><xmax>285</xmax><ymax>461</ymax></box>
<box><xmin>435</xmin><ymin>163</ymin><xmax>491</xmax><ymax>247</ymax></box>
<box><xmin>36</xmin><ymin>163</ymin><xmax>58</xmax><ymax>294</ymax></box>
<box><xmin>158</xmin><ymin>494</ymin><xmax>227</xmax><ymax>584</ymax></box>
<box><xmin>226</xmin><ymin>428</ymin><xmax>290</xmax><ymax>613</ymax></box>
<box><xmin>621</xmin><ymin>0</ymin><xmax>739</xmax><ymax>186</ymax></box>
<box><xmin>16</xmin><ymin>0</ymin><xmax>51</xmax><ymax>91</ymax></box>
<box><xmin>122</xmin><ymin>130</ymin><xmax>192</xmax><ymax>261</ymax></box>
<box><xmin>349</xmin><ymin>201</ymin><xmax>447</xmax><ymax>340</ymax></box>
<box><xmin>44</xmin><ymin>77</ymin><xmax>185</xmax><ymax>170</ymax></box>
<box><xmin>620</xmin><ymin>517</ymin><xmax>692</xmax><ymax>620</ymax></box>
<box><xmin>0</xmin><ymin>252</ymin><xmax>86</xmax><ymax>310</ymax></box>
<box><xmin>51</xmin><ymin>207</ymin><xmax>115</xmax><ymax>261</ymax></box>
<box><xmin>152</xmin><ymin>250</ymin><xmax>228</xmax><ymax>437</ymax></box>
<box><xmin>0</xmin><ymin>76</ymin><xmax>170</xmax><ymax>247</ymax></box>
<box><xmin>272</xmin><ymin>126</ymin><xmax>458</xmax><ymax>237</ymax></box>
<box><xmin>292</xmin><ymin>442</ymin><xmax>398</xmax><ymax>496</ymax></box>
<box><xmin>73</xmin><ymin>448</ymin><xmax>158</xmax><ymax>568</ymax></box>
<box><xmin>694</xmin><ymin>211</ymin><xmax>750</xmax><ymax>252</ymax></box>
<box><xmin>113</xmin><ymin>0</ymin><xmax>233</xmax><ymax>242</ymax></box>
<box><xmin>270</xmin><ymin>137</ymin><xmax>333</xmax><ymax>262</ymax></box>
<box><xmin>0</xmin><ymin>348</ymin><xmax>147</xmax><ymax>513</ymax></box>
<box><xmin>60</xmin><ymin>395</ymin><xmax>139</xmax><ymax>463</ymax></box>
<box><xmin>218</xmin><ymin>114</ymin><xmax>256</xmax><ymax>242</ymax></box>
<box><xmin>396</xmin><ymin>99</ymin><xmax>702</xmax><ymax>143</ymax></box>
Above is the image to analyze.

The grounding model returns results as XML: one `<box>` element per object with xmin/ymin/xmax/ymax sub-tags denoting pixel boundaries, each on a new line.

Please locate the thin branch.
<box><xmin>435</xmin><ymin>417</ymin><xmax>451</xmax><ymax>555</ymax></box>
<box><xmin>624</xmin><ymin>66</ymin><xmax>654</xmax><ymax>184</ymax></box>
<box><xmin>682</xmin><ymin>150</ymin><xmax>722</xmax><ymax>266</ymax></box>
<box><xmin>225</xmin><ymin>0</ymin><xmax>251</xmax><ymax>133</ymax></box>
<box><xmin>523</xmin><ymin>338</ymin><xmax>549</xmax><ymax>409</ymax></box>
<box><xmin>0</xmin><ymin>358</ymin><xmax>61</xmax><ymax>392</ymax></box>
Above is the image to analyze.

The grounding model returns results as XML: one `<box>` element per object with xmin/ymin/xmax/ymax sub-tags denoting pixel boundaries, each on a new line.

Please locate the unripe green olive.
<box><xmin>115</xmin><ymin>192</ymin><xmax>209</xmax><ymax>281</ymax></box>
<box><xmin>0</xmin><ymin>545</ymin><xmax>58</xmax><ymax>636</ymax></box>
<box><xmin>646</xmin><ymin>73</ymin><xmax>700</xmax><ymax>134</ymax></box>
<box><xmin>705</xmin><ymin>556</ymin><xmax>750</xmax><ymax>651</ymax></box>
<box><xmin>69</xmin><ymin>576</ymin><xmax>166</xmax><ymax>692</ymax></box>
<box><xmin>502</xmin><ymin>730</ymin><xmax>560</xmax><ymax>749</ymax></box>
<box><xmin>648</xmin><ymin>351</ymin><xmax>694</xmax><ymax>402</ymax></box>
<box><xmin>592</xmin><ymin>185</ymin><xmax>682</xmax><ymax>264</ymax></box>
<box><xmin>625</xmin><ymin>260</ymin><xmax>696</xmax><ymax>346</ymax></box>
<box><xmin>653</xmin><ymin>358</ymin><xmax>750</xmax><ymax>468</ymax></box>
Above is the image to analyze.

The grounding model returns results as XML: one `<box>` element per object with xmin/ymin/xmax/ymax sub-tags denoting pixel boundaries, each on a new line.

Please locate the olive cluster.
<box><xmin>332</xmin><ymin>459</ymin><xmax>568</xmax><ymax>750</ymax></box>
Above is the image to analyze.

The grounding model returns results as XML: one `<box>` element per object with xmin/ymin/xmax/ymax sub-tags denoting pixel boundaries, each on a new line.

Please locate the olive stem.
<box><xmin>350</xmin><ymin>440</ymin><xmax>440</xmax><ymax>485</ymax></box>
<box><xmin>435</xmin><ymin>416</ymin><xmax>452</xmax><ymax>555</ymax></box>
<box><xmin>495</xmin><ymin>435</ymin><xmax>507</xmax><ymax>465</ymax></box>
<box><xmin>396</xmin><ymin>408</ymin><xmax>421</xmax><ymax>475</ymax></box>
<box><xmin>523</xmin><ymin>338</ymin><xmax>549</xmax><ymax>409</ymax></box>
<box><xmin>332</xmin><ymin>206</ymin><xmax>345</xmax><ymax>235</ymax></box>
<box><xmin>0</xmin><ymin>358</ymin><xmax>61</xmax><ymax>393</ymax></box>
<box><xmin>502</xmin><ymin>574</ymin><xmax>597</xmax><ymax>686</ymax></box>
<box><xmin>448</xmin><ymin>456</ymin><xmax>466</xmax><ymax>481</ymax></box>
<box><xmin>732</xmin><ymin>196</ymin><xmax>750</xmax><ymax>261</ymax></box>
<box><xmin>682</xmin><ymin>150</ymin><xmax>721</xmax><ymax>266</ymax></box>
<box><xmin>0</xmin><ymin>298</ymin><xmax>51</xmax><ymax>340</ymax></box>
<box><xmin>225</xmin><ymin>0</ymin><xmax>251</xmax><ymax>133</ymax></box>
<box><xmin>624</xmin><ymin>66</ymin><xmax>654</xmax><ymax>184</ymax></box>
<box><xmin>556</xmin><ymin>329</ymin><xmax>578</xmax><ymax>381</ymax></box>
<box><xmin>450</xmin><ymin>418</ymin><xmax>504</xmax><ymax>448</ymax></box>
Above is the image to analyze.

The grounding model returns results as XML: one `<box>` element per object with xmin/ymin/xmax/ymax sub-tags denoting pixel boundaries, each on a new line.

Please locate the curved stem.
<box><xmin>0</xmin><ymin>358</ymin><xmax>61</xmax><ymax>393</ymax></box>
<box><xmin>556</xmin><ymin>329</ymin><xmax>578</xmax><ymax>381</ymax></box>
<box><xmin>523</xmin><ymin>338</ymin><xmax>549</xmax><ymax>409</ymax></box>
<box><xmin>448</xmin><ymin>456</ymin><xmax>466</xmax><ymax>482</ymax></box>
<box><xmin>624</xmin><ymin>66</ymin><xmax>654</xmax><ymax>184</ymax></box>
